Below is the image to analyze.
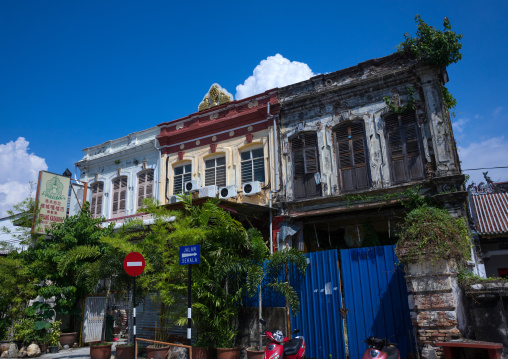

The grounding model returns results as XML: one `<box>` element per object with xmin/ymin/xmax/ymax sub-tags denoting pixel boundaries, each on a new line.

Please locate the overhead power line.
<box><xmin>462</xmin><ymin>166</ymin><xmax>508</xmax><ymax>171</ymax></box>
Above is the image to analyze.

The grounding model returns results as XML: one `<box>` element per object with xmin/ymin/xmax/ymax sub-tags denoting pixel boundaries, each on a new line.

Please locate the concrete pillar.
<box><xmin>402</xmin><ymin>258</ymin><xmax>465</xmax><ymax>359</ymax></box>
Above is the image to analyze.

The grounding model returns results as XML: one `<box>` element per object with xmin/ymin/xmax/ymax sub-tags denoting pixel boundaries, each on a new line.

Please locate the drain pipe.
<box><xmin>165</xmin><ymin>155</ymin><xmax>170</xmax><ymax>202</ymax></box>
<box><xmin>153</xmin><ymin>138</ymin><xmax>161</xmax><ymax>201</ymax></box>
<box><xmin>267</xmin><ymin>101</ymin><xmax>278</xmax><ymax>254</ymax></box>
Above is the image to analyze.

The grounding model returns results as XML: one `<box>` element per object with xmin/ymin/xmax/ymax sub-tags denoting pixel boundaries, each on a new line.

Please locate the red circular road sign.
<box><xmin>123</xmin><ymin>252</ymin><xmax>146</xmax><ymax>277</ymax></box>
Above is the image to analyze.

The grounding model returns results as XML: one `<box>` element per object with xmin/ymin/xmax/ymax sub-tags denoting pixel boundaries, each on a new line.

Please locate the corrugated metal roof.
<box><xmin>471</xmin><ymin>192</ymin><xmax>508</xmax><ymax>236</ymax></box>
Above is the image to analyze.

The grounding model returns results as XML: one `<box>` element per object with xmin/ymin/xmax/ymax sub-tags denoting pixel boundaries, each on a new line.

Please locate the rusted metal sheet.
<box><xmin>471</xmin><ymin>193</ymin><xmax>508</xmax><ymax>236</ymax></box>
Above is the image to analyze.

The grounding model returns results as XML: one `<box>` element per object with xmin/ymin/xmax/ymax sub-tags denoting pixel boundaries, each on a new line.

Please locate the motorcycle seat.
<box><xmin>283</xmin><ymin>338</ymin><xmax>303</xmax><ymax>356</ymax></box>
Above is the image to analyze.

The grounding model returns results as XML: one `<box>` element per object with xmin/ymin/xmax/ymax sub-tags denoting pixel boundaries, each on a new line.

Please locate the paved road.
<box><xmin>40</xmin><ymin>341</ymin><xmax>126</xmax><ymax>359</ymax></box>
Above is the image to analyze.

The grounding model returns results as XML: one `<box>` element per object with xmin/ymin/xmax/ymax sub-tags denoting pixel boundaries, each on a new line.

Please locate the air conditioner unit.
<box><xmin>199</xmin><ymin>185</ymin><xmax>217</xmax><ymax>198</ymax></box>
<box><xmin>168</xmin><ymin>195</ymin><xmax>180</xmax><ymax>204</ymax></box>
<box><xmin>185</xmin><ymin>179</ymin><xmax>200</xmax><ymax>192</ymax></box>
<box><xmin>242</xmin><ymin>181</ymin><xmax>262</xmax><ymax>196</ymax></box>
<box><xmin>219</xmin><ymin>185</ymin><xmax>237</xmax><ymax>199</ymax></box>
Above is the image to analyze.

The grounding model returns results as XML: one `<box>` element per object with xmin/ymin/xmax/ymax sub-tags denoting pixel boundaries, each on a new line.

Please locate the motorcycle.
<box><xmin>362</xmin><ymin>337</ymin><xmax>400</xmax><ymax>359</ymax></box>
<box><xmin>259</xmin><ymin>318</ymin><xmax>306</xmax><ymax>359</ymax></box>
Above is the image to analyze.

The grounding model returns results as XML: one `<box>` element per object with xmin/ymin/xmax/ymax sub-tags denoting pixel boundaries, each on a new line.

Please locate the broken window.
<box><xmin>205</xmin><ymin>156</ymin><xmax>227</xmax><ymax>187</ymax></box>
<box><xmin>90</xmin><ymin>182</ymin><xmax>103</xmax><ymax>218</ymax></box>
<box><xmin>385</xmin><ymin>112</ymin><xmax>425</xmax><ymax>184</ymax></box>
<box><xmin>112</xmin><ymin>176</ymin><xmax>128</xmax><ymax>218</ymax></box>
<box><xmin>137</xmin><ymin>169</ymin><xmax>154</xmax><ymax>208</ymax></box>
<box><xmin>334</xmin><ymin>121</ymin><xmax>370</xmax><ymax>192</ymax></box>
<box><xmin>291</xmin><ymin>132</ymin><xmax>321</xmax><ymax>199</ymax></box>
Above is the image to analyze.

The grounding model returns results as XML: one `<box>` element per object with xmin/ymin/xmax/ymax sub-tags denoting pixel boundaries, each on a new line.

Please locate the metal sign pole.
<box><xmin>187</xmin><ymin>263</ymin><xmax>192</xmax><ymax>344</ymax></box>
<box><xmin>133</xmin><ymin>277</ymin><xmax>136</xmax><ymax>345</ymax></box>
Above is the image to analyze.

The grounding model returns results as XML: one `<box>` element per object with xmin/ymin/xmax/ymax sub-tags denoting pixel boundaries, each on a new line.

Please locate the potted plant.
<box><xmin>48</xmin><ymin>321</ymin><xmax>61</xmax><ymax>353</ymax></box>
<box><xmin>116</xmin><ymin>343</ymin><xmax>135</xmax><ymax>359</ymax></box>
<box><xmin>90</xmin><ymin>341</ymin><xmax>112</xmax><ymax>359</ymax></box>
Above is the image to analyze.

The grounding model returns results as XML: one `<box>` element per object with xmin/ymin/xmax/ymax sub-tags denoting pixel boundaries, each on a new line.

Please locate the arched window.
<box><xmin>112</xmin><ymin>176</ymin><xmax>128</xmax><ymax>218</ymax></box>
<box><xmin>240</xmin><ymin>148</ymin><xmax>265</xmax><ymax>184</ymax></box>
<box><xmin>137</xmin><ymin>169</ymin><xmax>154</xmax><ymax>208</ymax></box>
<box><xmin>173</xmin><ymin>163</ymin><xmax>191</xmax><ymax>195</ymax></box>
<box><xmin>291</xmin><ymin>132</ymin><xmax>321</xmax><ymax>199</ymax></box>
<box><xmin>90</xmin><ymin>182</ymin><xmax>103</xmax><ymax>218</ymax></box>
<box><xmin>205</xmin><ymin>156</ymin><xmax>226</xmax><ymax>187</ymax></box>
<box><xmin>385</xmin><ymin>112</ymin><xmax>425</xmax><ymax>184</ymax></box>
<box><xmin>334</xmin><ymin>121</ymin><xmax>370</xmax><ymax>192</ymax></box>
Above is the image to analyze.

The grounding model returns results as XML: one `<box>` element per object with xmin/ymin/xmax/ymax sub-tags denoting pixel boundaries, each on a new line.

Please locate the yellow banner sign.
<box><xmin>33</xmin><ymin>171</ymin><xmax>70</xmax><ymax>234</ymax></box>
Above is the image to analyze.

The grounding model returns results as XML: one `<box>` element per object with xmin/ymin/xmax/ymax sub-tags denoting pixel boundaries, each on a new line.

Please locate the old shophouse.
<box><xmin>157</xmin><ymin>84</ymin><xmax>279</xmax><ymax>246</ymax></box>
<box><xmin>75</xmin><ymin>126</ymin><xmax>161</xmax><ymax>225</ymax></box>
<box><xmin>274</xmin><ymin>53</ymin><xmax>466</xmax><ymax>251</ymax></box>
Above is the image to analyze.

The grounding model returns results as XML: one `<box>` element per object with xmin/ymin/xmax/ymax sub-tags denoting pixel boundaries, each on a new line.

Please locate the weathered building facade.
<box><xmin>274</xmin><ymin>53</ymin><xmax>465</xmax><ymax>250</ymax></box>
<box><xmin>75</xmin><ymin>126</ymin><xmax>161</xmax><ymax>224</ymax></box>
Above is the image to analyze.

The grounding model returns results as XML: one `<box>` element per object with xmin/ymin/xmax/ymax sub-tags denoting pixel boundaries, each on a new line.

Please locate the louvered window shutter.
<box><xmin>91</xmin><ymin>182</ymin><xmax>103</xmax><ymax>218</ymax></box>
<box><xmin>385</xmin><ymin>112</ymin><xmax>424</xmax><ymax>184</ymax></box>
<box><xmin>335</xmin><ymin>122</ymin><xmax>370</xmax><ymax>192</ymax></box>
<box><xmin>137</xmin><ymin>170</ymin><xmax>154</xmax><ymax>208</ymax></box>
<box><xmin>112</xmin><ymin>176</ymin><xmax>127</xmax><ymax>217</ymax></box>
<box><xmin>291</xmin><ymin>133</ymin><xmax>321</xmax><ymax>199</ymax></box>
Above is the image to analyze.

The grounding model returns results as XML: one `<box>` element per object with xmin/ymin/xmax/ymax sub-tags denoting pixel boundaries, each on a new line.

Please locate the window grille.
<box><xmin>173</xmin><ymin>164</ymin><xmax>192</xmax><ymax>195</ymax></box>
<box><xmin>205</xmin><ymin>157</ymin><xmax>226</xmax><ymax>187</ymax></box>
<box><xmin>241</xmin><ymin>148</ymin><xmax>265</xmax><ymax>184</ymax></box>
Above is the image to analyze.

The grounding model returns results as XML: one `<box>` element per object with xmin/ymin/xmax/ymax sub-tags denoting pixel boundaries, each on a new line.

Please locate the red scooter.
<box><xmin>362</xmin><ymin>337</ymin><xmax>400</xmax><ymax>359</ymax></box>
<box><xmin>259</xmin><ymin>318</ymin><xmax>306</xmax><ymax>359</ymax></box>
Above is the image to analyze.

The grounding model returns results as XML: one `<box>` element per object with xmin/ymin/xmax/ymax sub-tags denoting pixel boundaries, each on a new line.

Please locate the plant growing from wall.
<box><xmin>383</xmin><ymin>86</ymin><xmax>416</xmax><ymax>114</ymax></box>
<box><xmin>395</xmin><ymin>205</ymin><xmax>471</xmax><ymax>264</ymax></box>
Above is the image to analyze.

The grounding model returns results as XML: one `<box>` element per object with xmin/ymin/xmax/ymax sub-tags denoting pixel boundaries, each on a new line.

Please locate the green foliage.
<box><xmin>441</xmin><ymin>84</ymin><xmax>458</xmax><ymax>118</ymax></box>
<box><xmin>457</xmin><ymin>270</ymin><xmax>508</xmax><ymax>286</ymax></box>
<box><xmin>395</xmin><ymin>206</ymin><xmax>471</xmax><ymax>264</ymax></box>
<box><xmin>398</xmin><ymin>15</ymin><xmax>463</xmax><ymax>68</ymax></box>
<box><xmin>21</xmin><ymin>202</ymin><xmax>115</xmax><ymax>329</ymax></box>
<box><xmin>0</xmin><ymin>254</ymin><xmax>38</xmax><ymax>340</ymax></box>
<box><xmin>48</xmin><ymin>321</ymin><xmax>62</xmax><ymax>346</ymax></box>
<box><xmin>383</xmin><ymin>86</ymin><xmax>415</xmax><ymax>114</ymax></box>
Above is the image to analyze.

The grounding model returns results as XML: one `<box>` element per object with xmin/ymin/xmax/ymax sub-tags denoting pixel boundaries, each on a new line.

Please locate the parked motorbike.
<box><xmin>362</xmin><ymin>337</ymin><xmax>400</xmax><ymax>359</ymax></box>
<box><xmin>259</xmin><ymin>318</ymin><xmax>306</xmax><ymax>359</ymax></box>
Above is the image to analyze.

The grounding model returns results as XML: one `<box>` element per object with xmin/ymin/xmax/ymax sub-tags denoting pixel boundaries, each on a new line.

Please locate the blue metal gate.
<box><xmin>290</xmin><ymin>250</ymin><xmax>347</xmax><ymax>359</ymax></box>
<box><xmin>340</xmin><ymin>246</ymin><xmax>414</xmax><ymax>359</ymax></box>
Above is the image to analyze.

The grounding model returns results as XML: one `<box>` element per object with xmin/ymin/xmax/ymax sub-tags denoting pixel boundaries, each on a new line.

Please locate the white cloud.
<box><xmin>0</xmin><ymin>138</ymin><xmax>48</xmax><ymax>217</ymax></box>
<box><xmin>452</xmin><ymin>117</ymin><xmax>468</xmax><ymax>133</ymax></box>
<box><xmin>493</xmin><ymin>106</ymin><xmax>503</xmax><ymax>118</ymax></box>
<box><xmin>459</xmin><ymin>136</ymin><xmax>508</xmax><ymax>184</ymax></box>
<box><xmin>235</xmin><ymin>54</ymin><xmax>315</xmax><ymax>100</ymax></box>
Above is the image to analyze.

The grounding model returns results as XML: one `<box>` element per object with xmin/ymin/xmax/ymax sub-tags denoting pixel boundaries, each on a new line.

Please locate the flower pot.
<box><xmin>40</xmin><ymin>344</ymin><xmax>48</xmax><ymax>353</ymax></box>
<box><xmin>192</xmin><ymin>347</ymin><xmax>211</xmax><ymax>359</ymax></box>
<box><xmin>246</xmin><ymin>347</ymin><xmax>265</xmax><ymax>359</ymax></box>
<box><xmin>116</xmin><ymin>344</ymin><xmax>135</xmax><ymax>359</ymax></box>
<box><xmin>90</xmin><ymin>343</ymin><xmax>112</xmax><ymax>359</ymax></box>
<box><xmin>49</xmin><ymin>346</ymin><xmax>59</xmax><ymax>353</ymax></box>
<box><xmin>217</xmin><ymin>347</ymin><xmax>241</xmax><ymax>359</ymax></box>
<box><xmin>147</xmin><ymin>345</ymin><xmax>171</xmax><ymax>359</ymax></box>
<box><xmin>59</xmin><ymin>332</ymin><xmax>78</xmax><ymax>347</ymax></box>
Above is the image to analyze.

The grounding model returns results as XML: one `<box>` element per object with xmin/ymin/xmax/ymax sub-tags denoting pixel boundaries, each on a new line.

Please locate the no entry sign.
<box><xmin>123</xmin><ymin>252</ymin><xmax>146</xmax><ymax>277</ymax></box>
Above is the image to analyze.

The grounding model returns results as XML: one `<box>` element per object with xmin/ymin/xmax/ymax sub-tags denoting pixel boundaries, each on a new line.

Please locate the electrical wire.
<box><xmin>463</xmin><ymin>166</ymin><xmax>508</xmax><ymax>171</ymax></box>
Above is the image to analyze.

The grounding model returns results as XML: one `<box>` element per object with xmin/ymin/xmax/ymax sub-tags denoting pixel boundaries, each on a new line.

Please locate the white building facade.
<box><xmin>75</xmin><ymin>126</ymin><xmax>161</xmax><ymax>222</ymax></box>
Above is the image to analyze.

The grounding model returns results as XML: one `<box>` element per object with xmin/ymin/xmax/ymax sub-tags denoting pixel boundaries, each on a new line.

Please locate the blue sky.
<box><xmin>1</xmin><ymin>0</ymin><xmax>508</xmax><ymax>215</ymax></box>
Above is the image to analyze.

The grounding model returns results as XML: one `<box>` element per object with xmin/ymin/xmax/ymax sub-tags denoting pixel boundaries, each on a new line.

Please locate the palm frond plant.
<box><xmin>246</xmin><ymin>232</ymin><xmax>307</xmax><ymax>350</ymax></box>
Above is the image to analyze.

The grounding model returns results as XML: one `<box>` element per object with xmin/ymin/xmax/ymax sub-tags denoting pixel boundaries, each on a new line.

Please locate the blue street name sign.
<box><xmin>179</xmin><ymin>244</ymin><xmax>201</xmax><ymax>265</ymax></box>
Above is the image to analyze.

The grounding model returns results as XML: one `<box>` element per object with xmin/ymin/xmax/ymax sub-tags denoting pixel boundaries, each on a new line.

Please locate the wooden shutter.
<box><xmin>91</xmin><ymin>182</ymin><xmax>103</xmax><ymax>218</ymax></box>
<box><xmin>112</xmin><ymin>176</ymin><xmax>127</xmax><ymax>217</ymax></box>
<box><xmin>335</xmin><ymin>121</ymin><xmax>370</xmax><ymax>192</ymax></box>
<box><xmin>385</xmin><ymin>112</ymin><xmax>424</xmax><ymax>184</ymax></box>
<box><xmin>138</xmin><ymin>170</ymin><xmax>154</xmax><ymax>208</ymax></box>
<box><xmin>291</xmin><ymin>133</ymin><xmax>321</xmax><ymax>199</ymax></box>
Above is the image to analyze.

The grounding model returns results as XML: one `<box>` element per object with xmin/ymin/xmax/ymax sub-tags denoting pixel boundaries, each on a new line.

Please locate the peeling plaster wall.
<box><xmin>277</xmin><ymin>53</ymin><xmax>459</xmax><ymax>204</ymax></box>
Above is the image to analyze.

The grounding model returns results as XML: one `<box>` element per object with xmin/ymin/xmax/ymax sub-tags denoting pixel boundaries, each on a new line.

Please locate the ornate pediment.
<box><xmin>198</xmin><ymin>84</ymin><xmax>233</xmax><ymax>111</ymax></box>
